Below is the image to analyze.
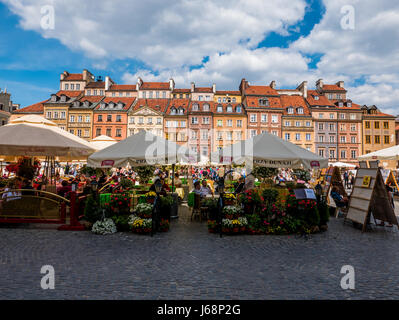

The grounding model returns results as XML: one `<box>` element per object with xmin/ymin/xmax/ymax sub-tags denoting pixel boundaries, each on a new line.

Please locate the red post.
<box><xmin>58</xmin><ymin>191</ymin><xmax>85</xmax><ymax>231</ymax></box>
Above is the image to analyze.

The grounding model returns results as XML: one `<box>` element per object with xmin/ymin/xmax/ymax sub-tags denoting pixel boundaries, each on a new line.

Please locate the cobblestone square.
<box><xmin>1</xmin><ymin>210</ymin><xmax>399</xmax><ymax>300</ymax></box>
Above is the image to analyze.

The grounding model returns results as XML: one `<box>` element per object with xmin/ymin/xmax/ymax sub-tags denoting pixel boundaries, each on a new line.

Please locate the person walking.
<box><xmin>343</xmin><ymin>170</ymin><xmax>349</xmax><ymax>189</ymax></box>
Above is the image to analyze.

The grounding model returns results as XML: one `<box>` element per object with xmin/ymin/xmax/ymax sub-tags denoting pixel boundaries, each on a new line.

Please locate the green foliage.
<box><xmin>252</xmin><ymin>167</ymin><xmax>278</xmax><ymax>180</ymax></box>
<box><xmin>119</xmin><ymin>177</ymin><xmax>135</xmax><ymax>189</ymax></box>
<box><xmin>246</xmin><ymin>213</ymin><xmax>262</xmax><ymax>231</ymax></box>
<box><xmin>317</xmin><ymin>198</ymin><xmax>330</xmax><ymax>226</ymax></box>
<box><xmin>262</xmin><ymin>188</ymin><xmax>279</xmax><ymax>205</ymax></box>
<box><xmin>292</xmin><ymin>169</ymin><xmax>311</xmax><ymax>182</ymax></box>
<box><xmin>111</xmin><ymin>214</ymin><xmax>131</xmax><ymax>232</ymax></box>
<box><xmin>79</xmin><ymin>165</ymin><xmax>103</xmax><ymax>177</ymax></box>
<box><xmin>135</xmin><ymin>166</ymin><xmax>155</xmax><ymax>184</ymax></box>
<box><xmin>84</xmin><ymin>195</ymin><xmax>103</xmax><ymax>223</ymax></box>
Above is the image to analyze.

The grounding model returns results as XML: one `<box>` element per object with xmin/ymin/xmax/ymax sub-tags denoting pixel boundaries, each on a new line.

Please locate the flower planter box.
<box><xmin>146</xmin><ymin>198</ymin><xmax>155</xmax><ymax>204</ymax></box>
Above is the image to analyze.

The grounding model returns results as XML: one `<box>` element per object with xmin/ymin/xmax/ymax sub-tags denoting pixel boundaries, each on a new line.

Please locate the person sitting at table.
<box><xmin>174</xmin><ymin>173</ymin><xmax>182</xmax><ymax>188</ymax></box>
<box><xmin>149</xmin><ymin>177</ymin><xmax>168</xmax><ymax>196</ymax></box>
<box><xmin>57</xmin><ymin>180</ymin><xmax>72</xmax><ymax>198</ymax></box>
<box><xmin>330</xmin><ymin>186</ymin><xmax>348</xmax><ymax>208</ymax></box>
<box><xmin>200</xmin><ymin>179</ymin><xmax>213</xmax><ymax>197</ymax></box>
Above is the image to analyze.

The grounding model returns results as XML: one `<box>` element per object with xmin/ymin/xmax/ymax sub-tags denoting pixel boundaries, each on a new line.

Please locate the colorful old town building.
<box><xmin>92</xmin><ymin>97</ymin><xmax>135</xmax><ymax>141</ymax></box>
<box><xmin>128</xmin><ymin>99</ymin><xmax>167</xmax><ymax>137</ymax></box>
<box><xmin>240</xmin><ymin>79</ymin><xmax>283</xmax><ymax>138</ymax></box>
<box><xmin>59</xmin><ymin>69</ymin><xmax>95</xmax><ymax>91</ymax></box>
<box><xmin>44</xmin><ymin>90</ymin><xmax>83</xmax><ymax>131</ymax></box>
<box><xmin>188</xmin><ymin>101</ymin><xmax>214</xmax><ymax>156</ymax></box>
<box><xmin>280</xmin><ymin>95</ymin><xmax>314</xmax><ymax>152</ymax></box>
<box><xmin>68</xmin><ymin>95</ymin><xmax>104</xmax><ymax>140</ymax></box>
<box><xmin>163</xmin><ymin>98</ymin><xmax>189</xmax><ymax>145</ymax></box>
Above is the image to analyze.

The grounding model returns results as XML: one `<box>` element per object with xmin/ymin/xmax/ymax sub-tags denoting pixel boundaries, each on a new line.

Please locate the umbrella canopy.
<box><xmin>90</xmin><ymin>135</ymin><xmax>117</xmax><ymax>151</ymax></box>
<box><xmin>358</xmin><ymin>145</ymin><xmax>399</xmax><ymax>161</ymax></box>
<box><xmin>0</xmin><ymin>115</ymin><xmax>96</xmax><ymax>159</ymax></box>
<box><xmin>328</xmin><ymin>161</ymin><xmax>356</xmax><ymax>168</ymax></box>
<box><xmin>87</xmin><ymin>130</ymin><xmax>196</xmax><ymax>168</ymax></box>
<box><xmin>210</xmin><ymin>131</ymin><xmax>328</xmax><ymax>169</ymax></box>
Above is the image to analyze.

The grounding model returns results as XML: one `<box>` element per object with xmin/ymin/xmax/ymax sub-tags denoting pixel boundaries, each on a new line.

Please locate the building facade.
<box><xmin>128</xmin><ymin>99</ymin><xmax>166</xmax><ymax>137</ymax></box>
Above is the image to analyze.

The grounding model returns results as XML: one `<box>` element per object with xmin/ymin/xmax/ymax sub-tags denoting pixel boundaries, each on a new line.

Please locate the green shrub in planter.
<box><xmin>111</xmin><ymin>214</ymin><xmax>131</xmax><ymax>232</ymax></box>
<box><xmin>262</xmin><ymin>188</ymin><xmax>279</xmax><ymax>205</ymax></box>
<box><xmin>84</xmin><ymin>195</ymin><xmax>103</xmax><ymax>223</ymax></box>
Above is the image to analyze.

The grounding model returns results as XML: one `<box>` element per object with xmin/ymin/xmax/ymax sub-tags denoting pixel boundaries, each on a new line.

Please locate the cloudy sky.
<box><xmin>0</xmin><ymin>0</ymin><xmax>398</xmax><ymax>114</ymax></box>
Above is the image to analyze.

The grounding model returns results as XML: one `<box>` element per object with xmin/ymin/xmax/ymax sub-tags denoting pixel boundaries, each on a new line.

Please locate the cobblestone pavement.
<box><xmin>1</xmin><ymin>205</ymin><xmax>399</xmax><ymax>300</ymax></box>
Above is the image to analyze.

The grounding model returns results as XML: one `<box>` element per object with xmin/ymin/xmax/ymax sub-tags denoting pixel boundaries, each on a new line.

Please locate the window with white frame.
<box><xmin>351</xmin><ymin>150</ymin><xmax>356</xmax><ymax>159</ymax></box>
<box><xmin>250</xmin><ymin>114</ymin><xmax>257</xmax><ymax>122</ymax></box>
<box><xmin>285</xmin><ymin>133</ymin><xmax>290</xmax><ymax>140</ymax></box>
<box><xmin>236</xmin><ymin>119</ymin><xmax>242</xmax><ymax>127</ymax></box>
<box><xmin>251</xmin><ymin>130</ymin><xmax>257</xmax><ymax>138</ymax></box>
<box><xmin>297</xmin><ymin>107</ymin><xmax>304</xmax><ymax>114</ymax></box>
<box><xmin>306</xmin><ymin>133</ymin><xmax>311</xmax><ymax>141</ymax></box>
<box><xmin>285</xmin><ymin>121</ymin><xmax>291</xmax><ymax>127</ymax></box>
<box><xmin>271</xmin><ymin>115</ymin><xmax>278</xmax><ymax>123</ymax></box>
<box><xmin>227</xmin><ymin>119</ymin><xmax>233</xmax><ymax>127</ymax></box>
<box><xmin>295</xmin><ymin>121</ymin><xmax>301</xmax><ymax>127</ymax></box>
<box><xmin>191</xmin><ymin>117</ymin><xmax>198</xmax><ymax>124</ymax></box>
<box><xmin>70</xmin><ymin>115</ymin><xmax>75</xmax><ymax>122</ymax></box>
<box><xmin>201</xmin><ymin>130</ymin><xmax>208</xmax><ymax>140</ymax></box>
<box><xmin>340</xmin><ymin>136</ymin><xmax>346</xmax><ymax>143</ymax></box>
<box><xmin>261</xmin><ymin>114</ymin><xmax>267</xmax><ymax>123</ymax></box>
<box><xmin>217</xmin><ymin>120</ymin><xmax>223</xmax><ymax>127</ymax></box>
<box><xmin>203</xmin><ymin>117</ymin><xmax>210</xmax><ymax>124</ymax></box>
<box><xmin>295</xmin><ymin>133</ymin><xmax>300</xmax><ymax>141</ymax></box>
<box><xmin>351</xmin><ymin>136</ymin><xmax>356</xmax><ymax>143</ymax></box>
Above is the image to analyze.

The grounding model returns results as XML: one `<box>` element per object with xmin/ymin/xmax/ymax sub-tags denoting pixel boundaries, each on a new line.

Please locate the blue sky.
<box><xmin>1</xmin><ymin>0</ymin><xmax>398</xmax><ymax>114</ymax></box>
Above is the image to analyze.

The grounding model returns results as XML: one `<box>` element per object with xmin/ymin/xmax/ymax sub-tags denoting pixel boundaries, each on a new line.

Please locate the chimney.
<box><xmin>82</xmin><ymin>69</ymin><xmax>89</xmax><ymax>81</ymax></box>
<box><xmin>336</xmin><ymin>81</ymin><xmax>344</xmax><ymax>88</ymax></box>
<box><xmin>212</xmin><ymin>83</ymin><xmax>216</xmax><ymax>93</ymax></box>
<box><xmin>316</xmin><ymin>79</ymin><xmax>323</xmax><ymax>90</ymax></box>
<box><xmin>269</xmin><ymin>80</ymin><xmax>276</xmax><ymax>90</ymax></box>
<box><xmin>191</xmin><ymin>82</ymin><xmax>195</xmax><ymax>93</ymax></box>
<box><xmin>239</xmin><ymin>78</ymin><xmax>248</xmax><ymax>95</ymax></box>
<box><xmin>60</xmin><ymin>71</ymin><xmax>68</xmax><ymax>81</ymax></box>
<box><xmin>105</xmin><ymin>76</ymin><xmax>111</xmax><ymax>91</ymax></box>
<box><xmin>296</xmin><ymin>81</ymin><xmax>308</xmax><ymax>98</ymax></box>
<box><xmin>169</xmin><ymin>78</ymin><xmax>175</xmax><ymax>91</ymax></box>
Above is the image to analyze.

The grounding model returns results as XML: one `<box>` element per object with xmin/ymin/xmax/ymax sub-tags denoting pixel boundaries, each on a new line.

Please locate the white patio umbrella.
<box><xmin>210</xmin><ymin>131</ymin><xmax>328</xmax><ymax>169</ymax></box>
<box><xmin>328</xmin><ymin>161</ymin><xmax>356</xmax><ymax>168</ymax></box>
<box><xmin>87</xmin><ymin>130</ymin><xmax>196</xmax><ymax>168</ymax></box>
<box><xmin>358</xmin><ymin>145</ymin><xmax>399</xmax><ymax>161</ymax></box>
<box><xmin>0</xmin><ymin>115</ymin><xmax>96</xmax><ymax>160</ymax></box>
<box><xmin>89</xmin><ymin>135</ymin><xmax>117</xmax><ymax>151</ymax></box>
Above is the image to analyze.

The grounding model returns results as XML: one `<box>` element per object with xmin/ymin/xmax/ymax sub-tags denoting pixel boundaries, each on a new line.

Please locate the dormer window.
<box><xmin>171</xmin><ymin>107</ymin><xmax>177</xmax><ymax>115</ymax></box>
<box><xmin>178</xmin><ymin>107</ymin><xmax>184</xmax><ymax>115</ymax></box>
<box><xmin>338</xmin><ymin>102</ymin><xmax>343</xmax><ymax>108</ymax></box>
<box><xmin>287</xmin><ymin>107</ymin><xmax>294</xmax><ymax>114</ymax></box>
<box><xmin>109</xmin><ymin>102</ymin><xmax>115</xmax><ymax>108</ymax></box>
<box><xmin>84</xmin><ymin>101</ymin><xmax>90</xmax><ymax>107</ymax></box>
<box><xmin>50</xmin><ymin>94</ymin><xmax>57</xmax><ymax>102</ymax></box>
<box><xmin>60</xmin><ymin>95</ymin><xmax>67</xmax><ymax>102</ymax></box>
<box><xmin>236</xmin><ymin>105</ymin><xmax>242</xmax><ymax>113</ymax></box>
<box><xmin>297</xmin><ymin>107</ymin><xmax>304</xmax><ymax>114</ymax></box>
<box><xmin>226</xmin><ymin>105</ymin><xmax>233</xmax><ymax>112</ymax></box>
<box><xmin>100</xmin><ymin>102</ymin><xmax>106</xmax><ymax>109</ymax></box>
<box><xmin>314</xmin><ymin>95</ymin><xmax>319</xmax><ymax>100</ymax></box>
<box><xmin>192</xmin><ymin>103</ymin><xmax>199</xmax><ymax>111</ymax></box>
<box><xmin>117</xmin><ymin>102</ymin><xmax>124</xmax><ymax>109</ymax></box>
<box><xmin>73</xmin><ymin>101</ymin><xmax>80</xmax><ymax>107</ymax></box>
<box><xmin>347</xmin><ymin>102</ymin><xmax>352</xmax><ymax>108</ymax></box>
<box><xmin>203</xmin><ymin>103</ymin><xmax>210</xmax><ymax>111</ymax></box>
<box><xmin>259</xmin><ymin>98</ymin><xmax>269</xmax><ymax>106</ymax></box>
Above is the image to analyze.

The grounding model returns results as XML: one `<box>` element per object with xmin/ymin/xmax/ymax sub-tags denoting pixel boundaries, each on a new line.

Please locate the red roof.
<box><xmin>14</xmin><ymin>100</ymin><xmax>47</xmax><ymax>113</ymax></box>
<box><xmin>95</xmin><ymin>97</ymin><xmax>136</xmax><ymax>111</ymax></box>
<box><xmin>245</xmin><ymin>85</ymin><xmax>278</xmax><ymax>96</ymax></box>
<box><xmin>172</xmin><ymin>88</ymin><xmax>191</xmax><ymax>93</ymax></box>
<box><xmin>165</xmin><ymin>99</ymin><xmax>190</xmax><ymax>115</ymax></box>
<box><xmin>85</xmin><ymin>81</ymin><xmax>105</xmax><ymax>89</ymax></box>
<box><xmin>140</xmin><ymin>82</ymin><xmax>170</xmax><ymax>90</ymax></box>
<box><xmin>215</xmin><ymin>90</ymin><xmax>241</xmax><ymax>95</ymax></box>
<box><xmin>280</xmin><ymin>95</ymin><xmax>310</xmax><ymax>115</ymax></box>
<box><xmin>322</xmin><ymin>84</ymin><xmax>346</xmax><ymax>92</ymax></box>
<box><xmin>306</xmin><ymin>90</ymin><xmax>335</xmax><ymax>106</ymax></box>
<box><xmin>245</xmin><ymin>96</ymin><xmax>282</xmax><ymax>109</ymax></box>
<box><xmin>188</xmin><ymin>101</ymin><xmax>215</xmax><ymax>113</ymax></box>
<box><xmin>132</xmin><ymin>99</ymin><xmax>169</xmax><ymax>113</ymax></box>
<box><xmin>364</xmin><ymin>112</ymin><xmax>395</xmax><ymax>118</ymax></box>
<box><xmin>194</xmin><ymin>87</ymin><xmax>213</xmax><ymax>93</ymax></box>
<box><xmin>55</xmin><ymin>90</ymin><xmax>84</xmax><ymax>97</ymax></box>
<box><xmin>62</xmin><ymin>73</ymin><xmax>83</xmax><ymax>81</ymax></box>
<box><xmin>79</xmin><ymin>96</ymin><xmax>105</xmax><ymax>103</ymax></box>
<box><xmin>108</xmin><ymin>84</ymin><xmax>137</xmax><ymax>91</ymax></box>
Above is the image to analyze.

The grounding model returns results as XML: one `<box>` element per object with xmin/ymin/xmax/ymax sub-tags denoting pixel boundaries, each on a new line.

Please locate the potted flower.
<box><xmin>135</xmin><ymin>203</ymin><xmax>153</xmax><ymax>219</ymax></box>
<box><xmin>207</xmin><ymin>220</ymin><xmax>217</xmax><ymax>233</ymax></box>
<box><xmin>159</xmin><ymin>219</ymin><xmax>170</xmax><ymax>232</ymax></box>
<box><xmin>145</xmin><ymin>191</ymin><xmax>157</xmax><ymax>204</ymax></box>
<box><xmin>109</xmin><ymin>192</ymin><xmax>131</xmax><ymax>214</ymax></box>
<box><xmin>223</xmin><ymin>193</ymin><xmax>236</xmax><ymax>206</ymax></box>
<box><xmin>223</xmin><ymin>205</ymin><xmax>240</xmax><ymax>219</ymax></box>
<box><xmin>239</xmin><ymin>189</ymin><xmax>261</xmax><ymax>214</ymax></box>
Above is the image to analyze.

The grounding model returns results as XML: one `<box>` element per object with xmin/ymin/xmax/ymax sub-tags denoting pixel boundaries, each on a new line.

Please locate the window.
<box><xmin>340</xmin><ymin>124</ymin><xmax>345</xmax><ymax>131</ymax></box>
<box><xmin>178</xmin><ymin>108</ymin><xmax>184</xmax><ymax>115</ymax></box>
<box><xmin>350</xmin><ymin>113</ymin><xmax>356</xmax><ymax>120</ymax></box>
<box><xmin>96</xmin><ymin>128</ymin><xmax>101</xmax><ymax>136</ymax></box>
<box><xmin>46</xmin><ymin>111</ymin><xmax>52</xmax><ymax>119</ymax></box>
<box><xmin>329</xmin><ymin>136</ymin><xmax>335</xmax><ymax>143</ymax></box>
<box><xmin>69</xmin><ymin>129</ymin><xmax>74</xmax><ymax>134</ymax></box>
<box><xmin>365</xmin><ymin>135</ymin><xmax>371</xmax><ymax>143</ymax></box>
<box><xmin>295</xmin><ymin>133</ymin><xmax>300</xmax><ymax>141</ymax></box>
<box><xmin>116</xmin><ymin>129</ymin><xmax>122</xmax><ymax>137</ymax></box>
<box><xmin>328</xmin><ymin>94</ymin><xmax>333</xmax><ymax>100</ymax></box>
<box><xmin>306</xmin><ymin>133</ymin><xmax>311</xmax><ymax>141</ymax></box>
<box><xmin>250</xmin><ymin>114</ymin><xmax>257</xmax><ymax>123</ymax></box>
<box><xmin>192</xmin><ymin>103</ymin><xmax>199</xmax><ymax>111</ymax></box>
<box><xmin>285</xmin><ymin>121</ymin><xmax>291</xmax><ymax>127</ymax></box>
<box><xmin>85</xmin><ymin>115</ymin><xmax>90</xmax><ymax>123</ymax></box>
<box><xmin>70</xmin><ymin>84</ymin><xmax>75</xmax><ymax>90</ymax></box>
<box><xmin>285</xmin><ymin>133</ymin><xmax>290</xmax><ymax>140</ymax></box>
<box><xmin>384</xmin><ymin>135</ymin><xmax>390</xmax><ymax>144</ymax></box>
<box><xmin>351</xmin><ymin>136</ymin><xmax>356</xmax><ymax>143</ymax></box>
<box><xmin>78</xmin><ymin>115</ymin><xmax>83</xmax><ymax>122</ymax></box>
<box><xmin>227</xmin><ymin>131</ymin><xmax>233</xmax><ymax>141</ymax></box>
<box><xmin>180</xmin><ymin>120</ymin><xmax>186</xmax><ymax>128</ymax></box>
<box><xmin>64</xmin><ymin>84</ymin><xmax>69</xmax><ymax>90</ymax></box>
<box><xmin>340</xmin><ymin>136</ymin><xmax>346</xmax><ymax>143</ymax></box>
<box><xmin>217</xmin><ymin>131</ymin><xmax>223</xmax><ymax>140</ymax></box>
<box><xmin>227</xmin><ymin>119</ymin><xmax>233</xmax><ymax>127</ymax></box>
<box><xmin>340</xmin><ymin>150</ymin><xmax>346</xmax><ymax>159</ymax></box>
<box><xmin>116</xmin><ymin>115</ymin><xmax>122</xmax><ymax>122</ymax></box>
<box><xmin>237</xmin><ymin>120</ymin><xmax>242</xmax><ymax>127</ymax></box>
<box><xmin>365</xmin><ymin>121</ymin><xmax>370</xmax><ymax>129</ymax></box>
<box><xmin>271</xmin><ymin>115</ymin><xmax>278</xmax><ymax>123</ymax></box>
<box><xmin>87</xmin><ymin>90</ymin><xmax>91</xmax><ymax>96</ymax></box>
<box><xmin>338</xmin><ymin>102</ymin><xmax>344</xmax><ymax>108</ymax></box>
<box><xmin>272</xmin><ymin>131</ymin><xmax>278</xmax><ymax>136</ymax></box>
<box><xmin>163</xmin><ymin>91</ymin><xmax>166</xmax><ymax>98</ymax></box>
<box><xmin>319</xmin><ymin>113</ymin><xmax>323</xmax><ymax>119</ymax></box>
<box><xmin>203</xmin><ymin>117</ymin><xmax>210</xmax><ymax>124</ymax></box>
<box><xmin>97</xmin><ymin>115</ymin><xmax>103</xmax><ymax>122</ymax></box>
<box><xmin>217</xmin><ymin>105</ymin><xmax>223</xmax><ymax>113</ymax></box>
<box><xmin>297</xmin><ymin>107</ymin><xmax>304</xmax><ymax>114</ymax></box>
<box><xmin>61</xmin><ymin>111</ymin><xmax>66</xmax><ymax>119</ymax></box>
<box><xmin>201</xmin><ymin>130</ymin><xmax>208</xmax><ymax>140</ymax></box>
<box><xmin>330</xmin><ymin>113</ymin><xmax>334</xmax><ymax>119</ymax></box>
<box><xmin>77</xmin><ymin>129</ymin><xmax>82</xmax><ymax>137</ymax></box>
<box><xmin>236</xmin><ymin>131</ymin><xmax>242</xmax><ymax>140</ymax></box>
<box><xmin>226</xmin><ymin>105</ymin><xmax>233</xmax><ymax>112</ymax></box>
<box><xmin>201</xmin><ymin>146</ymin><xmax>208</xmax><ymax>156</ymax></box>
<box><xmin>93</xmin><ymin>90</ymin><xmax>97</xmax><ymax>96</ymax></box>
<box><xmin>217</xmin><ymin>120</ymin><xmax>223</xmax><ymax>127</ymax></box>
<box><xmin>295</xmin><ymin>121</ymin><xmax>301</xmax><ymax>127</ymax></box>
<box><xmin>236</xmin><ymin>105</ymin><xmax>241</xmax><ymax>113</ymax></box>
<box><xmin>148</xmin><ymin>91</ymin><xmax>153</xmax><ymax>99</ymax></box>
<box><xmin>53</xmin><ymin>111</ymin><xmax>59</xmax><ymax>119</ymax></box>
<box><xmin>112</xmin><ymin>92</ymin><xmax>116</xmax><ymax>97</ymax></box>
<box><xmin>329</xmin><ymin>149</ymin><xmax>335</xmax><ymax>159</ymax></box>
<box><xmin>191</xmin><ymin>117</ymin><xmax>198</xmax><ymax>124</ymax></box>
<box><xmin>261</xmin><ymin>114</ymin><xmax>267</xmax><ymax>123</ymax></box>
<box><xmin>314</xmin><ymin>95</ymin><xmax>319</xmax><ymax>101</ymax></box>
<box><xmin>384</xmin><ymin>122</ymin><xmax>389</xmax><ymax>129</ymax></box>
<box><xmin>203</xmin><ymin>103</ymin><xmax>210</xmax><ymax>111</ymax></box>
<box><xmin>319</xmin><ymin>135</ymin><xmax>324</xmax><ymax>143</ymax></box>
<box><xmin>198</xmin><ymin>96</ymin><xmax>203</xmax><ymax>101</ymax></box>
<box><xmin>107</xmin><ymin>115</ymin><xmax>112</xmax><ymax>122</ymax></box>
<box><xmin>106</xmin><ymin>128</ymin><xmax>111</xmax><ymax>136</ymax></box>
<box><xmin>232</xmin><ymin>98</ymin><xmax>236</xmax><ymax>103</ymax></box>
<box><xmin>251</xmin><ymin>130</ymin><xmax>257</xmax><ymax>138</ymax></box>
<box><xmin>319</xmin><ymin>123</ymin><xmax>324</xmax><ymax>130</ymax></box>
<box><xmin>375</xmin><ymin>135</ymin><xmax>380</xmax><ymax>144</ymax></box>
<box><xmin>374</xmin><ymin>122</ymin><xmax>380</xmax><ymax>129</ymax></box>
<box><xmin>319</xmin><ymin>149</ymin><xmax>324</xmax><ymax>157</ymax></box>
<box><xmin>217</xmin><ymin>97</ymin><xmax>221</xmax><ymax>102</ymax></box>
<box><xmin>340</xmin><ymin>113</ymin><xmax>345</xmax><ymax>119</ymax></box>
<box><xmin>259</xmin><ymin>98</ymin><xmax>269</xmax><ymax>106</ymax></box>
<box><xmin>306</xmin><ymin>121</ymin><xmax>311</xmax><ymax>127</ymax></box>
<box><xmin>336</xmin><ymin>94</ymin><xmax>341</xmax><ymax>99</ymax></box>
<box><xmin>70</xmin><ymin>115</ymin><xmax>75</xmax><ymax>122</ymax></box>
<box><xmin>351</xmin><ymin>124</ymin><xmax>356</xmax><ymax>131</ymax></box>
<box><xmin>329</xmin><ymin>123</ymin><xmax>335</xmax><ymax>131</ymax></box>
<box><xmin>287</xmin><ymin>107</ymin><xmax>294</xmax><ymax>114</ymax></box>
<box><xmin>84</xmin><ymin>129</ymin><xmax>89</xmax><ymax>137</ymax></box>
<box><xmin>99</xmin><ymin>89</ymin><xmax>103</xmax><ymax>95</ymax></box>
